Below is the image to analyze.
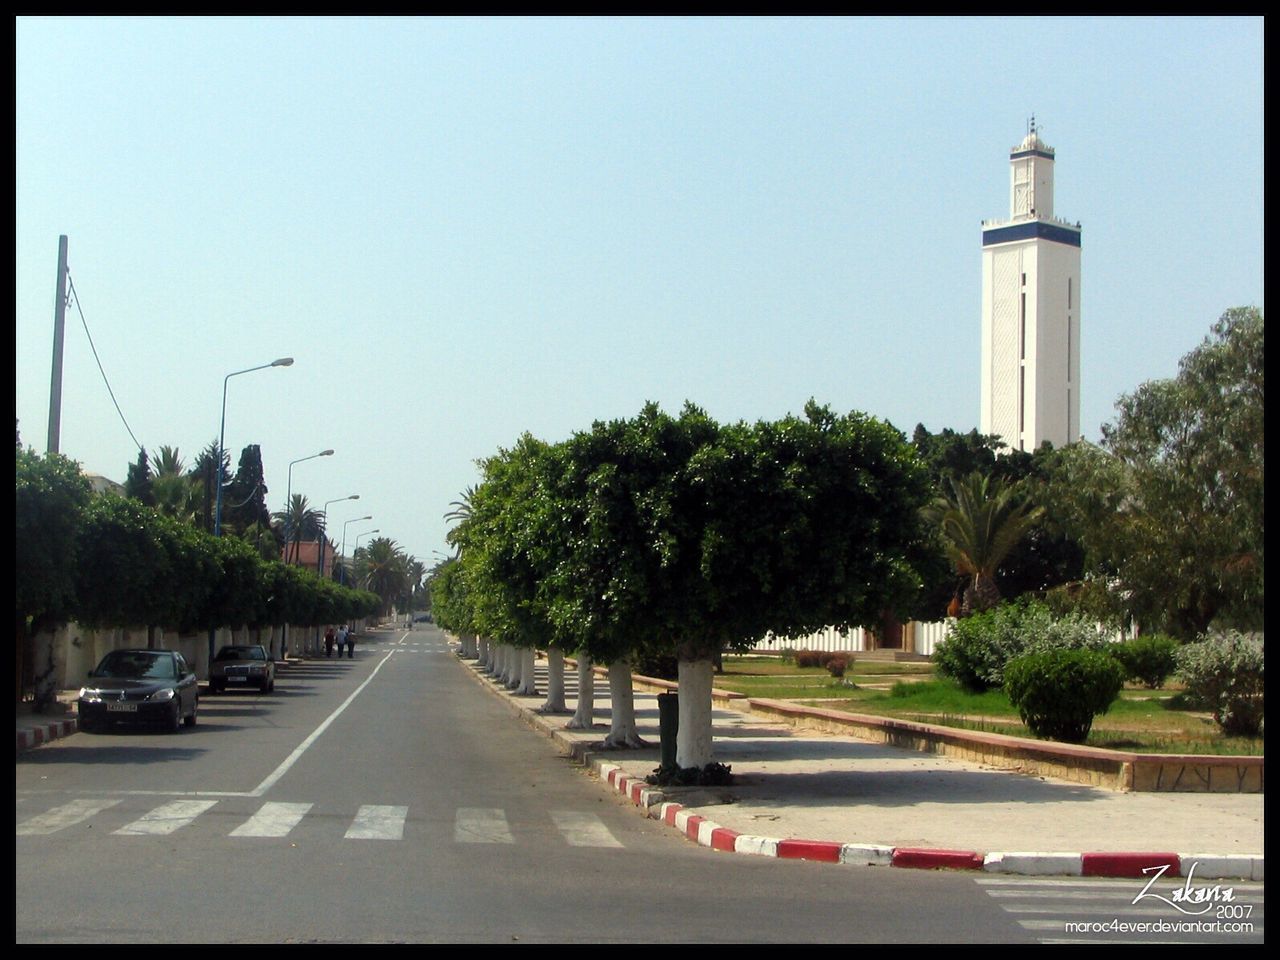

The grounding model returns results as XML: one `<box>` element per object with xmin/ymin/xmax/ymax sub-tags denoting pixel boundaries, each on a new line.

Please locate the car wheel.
<box><xmin>167</xmin><ymin>701</ymin><xmax>182</xmax><ymax>733</ymax></box>
<box><xmin>184</xmin><ymin>699</ymin><xmax>198</xmax><ymax>727</ymax></box>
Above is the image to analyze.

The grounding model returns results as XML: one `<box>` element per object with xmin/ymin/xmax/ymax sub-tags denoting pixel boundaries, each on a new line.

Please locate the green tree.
<box><xmin>360</xmin><ymin>537</ymin><xmax>409</xmax><ymax>616</ymax></box>
<box><xmin>924</xmin><ymin>472</ymin><xmax>1045</xmax><ymax>615</ymax></box>
<box><xmin>274</xmin><ymin>493</ymin><xmax>324</xmax><ymax>565</ymax></box>
<box><xmin>150</xmin><ymin>445</ymin><xmax>201</xmax><ymax>523</ymax></box>
<box><xmin>189</xmin><ymin>439</ymin><xmax>229</xmax><ymax>534</ymax></box>
<box><xmin>224</xmin><ymin>444</ymin><xmax>271</xmax><ymax>535</ymax></box>
<box><xmin>124</xmin><ymin>447</ymin><xmax>156</xmax><ymax>506</ymax></box>
<box><xmin>1048</xmin><ymin>307</ymin><xmax>1264</xmax><ymax>639</ymax></box>
<box><xmin>16</xmin><ymin>448</ymin><xmax>92</xmax><ymax>709</ymax></box>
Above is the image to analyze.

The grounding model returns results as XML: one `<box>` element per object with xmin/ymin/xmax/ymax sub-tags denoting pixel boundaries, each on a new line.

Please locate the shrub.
<box><xmin>825</xmin><ymin>654</ymin><xmax>850</xmax><ymax>678</ymax></box>
<box><xmin>933</xmin><ymin>599</ymin><xmax>1112</xmax><ymax>693</ymax></box>
<box><xmin>1110</xmin><ymin>634</ymin><xmax>1179</xmax><ymax>689</ymax></box>
<box><xmin>1004</xmin><ymin>648</ymin><xmax>1127</xmax><ymax>743</ymax></box>
<box><xmin>1174</xmin><ymin>631</ymin><xmax>1264</xmax><ymax>736</ymax></box>
<box><xmin>795</xmin><ymin>649</ymin><xmax>821</xmax><ymax>669</ymax></box>
<box><xmin>778</xmin><ymin>647</ymin><xmax>797</xmax><ymax>665</ymax></box>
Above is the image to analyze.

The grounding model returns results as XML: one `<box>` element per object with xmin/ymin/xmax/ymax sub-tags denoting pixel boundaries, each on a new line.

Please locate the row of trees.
<box><xmin>434</xmin><ymin>401</ymin><xmax>935</xmax><ymax>772</ymax></box>
<box><xmin>119</xmin><ymin>438</ymin><xmax>427</xmax><ymax>618</ymax></box>
<box><xmin>16</xmin><ymin>443</ymin><xmax>383</xmax><ymax>708</ymax></box>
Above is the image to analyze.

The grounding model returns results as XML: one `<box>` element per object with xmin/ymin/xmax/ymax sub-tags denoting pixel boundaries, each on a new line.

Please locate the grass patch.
<box><xmin>715</xmin><ymin>656</ymin><xmax>1263</xmax><ymax>756</ymax></box>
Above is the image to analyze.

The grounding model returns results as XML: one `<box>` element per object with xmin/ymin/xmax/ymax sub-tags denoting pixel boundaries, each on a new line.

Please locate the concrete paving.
<box><xmin>458</xmin><ymin>651</ymin><xmax>1264</xmax><ymax>879</ymax></box>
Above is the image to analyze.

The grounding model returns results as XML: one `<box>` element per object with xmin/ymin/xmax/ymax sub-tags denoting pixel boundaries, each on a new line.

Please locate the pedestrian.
<box><xmin>335</xmin><ymin>624</ymin><xmax>348</xmax><ymax>658</ymax></box>
<box><xmin>346</xmin><ymin>624</ymin><xmax>356</xmax><ymax>658</ymax></box>
<box><xmin>324</xmin><ymin>625</ymin><xmax>335</xmax><ymax>658</ymax></box>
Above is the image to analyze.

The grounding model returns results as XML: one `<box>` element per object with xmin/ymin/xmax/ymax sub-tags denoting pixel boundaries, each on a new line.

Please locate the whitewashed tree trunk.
<box><xmin>676</xmin><ymin>658</ymin><xmax>715</xmax><ymax>769</ymax></box>
<box><xmin>516</xmin><ymin>647</ymin><xmax>538</xmax><ymax>696</ymax></box>
<box><xmin>505</xmin><ymin>646</ymin><xmax>523</xmax><ymax>690</ymax></box>
<box><xmin>477</xmin><ymin>636</ymin><xmax>490</xmax><ymax>669</ymax></box>
<box><xmin>540</xmin><ymin>648</ymin><xmax>568</xmax><ymax>713</ymax></box>
<box><xmin>566</xmin><ymin>655</ymin><xmax>596</xmax><ymax>729</ymax></box>
<box><xmin>32</xmin><ymin>627</ymin><xmax>59</xmax><ymax>713</ymax></box>
<box><xmin>494</xmin><ymin>643</ymin><xmax>506</xmax><ymax>679</ymax></box>
<box><xmin>603</xmin><ymin>659</ymin><xmax>648</xmax><ymax>748</ymax></box>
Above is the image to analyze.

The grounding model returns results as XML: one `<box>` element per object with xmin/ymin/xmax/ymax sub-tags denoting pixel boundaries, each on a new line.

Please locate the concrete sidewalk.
<box><xmin>459</xmin><ymin>650</ymin><xmax>1264</xmax><ymax>880</ymax></box>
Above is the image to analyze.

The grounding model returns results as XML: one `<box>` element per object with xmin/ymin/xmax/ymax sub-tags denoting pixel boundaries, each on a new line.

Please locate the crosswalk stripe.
<box><xmin>230</xmin><ymin>802</ymin><xmax>313</xmax><ymax>838</ymax></box>
<box><xmin>550</xmin><ymin>810</ymin><xmax>624</xmax><ymax>848</ymax></box>
<box><xmin>114</xmin><ymin>799</ymin><xmax>219</xmax><ymax>836</ymax></box>
<box><xmin>455</xmin><ymin>807</ymin><xmax>514</xmax><ymax>844</ymax></box>
<box><xmin>17</xmin><ymin>798</ymin><xmax>123</xmax><ymax>835</ymax></box>
<box><xmin>346</xmin><ymin>805</ymin><xmax>408</xmax><ymax>840</ymax></box>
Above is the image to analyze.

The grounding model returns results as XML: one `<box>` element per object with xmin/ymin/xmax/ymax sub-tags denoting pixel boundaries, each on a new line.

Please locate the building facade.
<box><xmin>980</xmin><ymin>122</ymin><xmax>1082</xmax><ymax>451</ymax></box>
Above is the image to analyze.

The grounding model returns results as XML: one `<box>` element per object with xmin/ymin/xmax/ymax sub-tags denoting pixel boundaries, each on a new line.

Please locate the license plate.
<box><xmin>228</xmin><ymin>676</ymin><xmax>248</xmax><ymax>683</ymax></box>
<box><xmin>106</xmin><ymin>703</ymin><xmax>138</xmax><ymax>712</ymax></box>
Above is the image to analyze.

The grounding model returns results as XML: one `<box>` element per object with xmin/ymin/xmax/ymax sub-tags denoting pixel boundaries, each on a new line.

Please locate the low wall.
<box><xmin>624</xmin><ymin>672</ymin><xmax>1262</xmax><ymax>794</ymax></box>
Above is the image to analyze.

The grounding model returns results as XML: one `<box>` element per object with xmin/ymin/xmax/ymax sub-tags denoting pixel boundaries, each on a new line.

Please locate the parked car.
<box><xmin>208</xmin><ymin>644</ymin><xmax>275</xmax><ymax>694</ymax></box>
<box><xmin>77</xmin><ymin>649</ymin><xmax>198</xmax><ymax>733</ymax></box>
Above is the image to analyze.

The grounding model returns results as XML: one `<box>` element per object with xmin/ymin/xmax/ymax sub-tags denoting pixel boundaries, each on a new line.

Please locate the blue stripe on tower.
<box><xmin>982</xmin><ymin>221</ymin><xmax>1081</xmax><ymax>248</ymax></box>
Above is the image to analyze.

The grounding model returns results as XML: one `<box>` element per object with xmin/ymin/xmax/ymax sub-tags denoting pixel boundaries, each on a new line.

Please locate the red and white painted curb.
<box><xmin>591</xmin><ymin>760</ymin><xmax>1264</xmax><ymax>881</ymax></box>
<box><xmin>16</xmin><ymin>717</ymin><xmax>78</xmax><ymax>753</ymax></box>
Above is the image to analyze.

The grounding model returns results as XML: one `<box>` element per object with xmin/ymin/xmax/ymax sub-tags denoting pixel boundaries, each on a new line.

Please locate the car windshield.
<box><xmin>93</xmin><ymin>652</ymin><xmax>177</xmax><ymax>680</ymax></box>
<box><xmin>215</xmin><ymin>646</ymin><xmax>266</xmax><ymax>662</ymax></box>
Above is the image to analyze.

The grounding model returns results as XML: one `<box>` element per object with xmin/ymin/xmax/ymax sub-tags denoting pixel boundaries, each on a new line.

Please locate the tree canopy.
<box><xmin>1046</xmin><ymin>306</ymin><xmax>1264</xmax><ymax>639</ymax></box>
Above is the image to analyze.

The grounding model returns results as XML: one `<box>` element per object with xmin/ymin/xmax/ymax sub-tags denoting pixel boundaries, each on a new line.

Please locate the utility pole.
<box><xmin>46</xmin><ymin>235</ymin><xmax>68</xmax><ymax>454</ymax></box>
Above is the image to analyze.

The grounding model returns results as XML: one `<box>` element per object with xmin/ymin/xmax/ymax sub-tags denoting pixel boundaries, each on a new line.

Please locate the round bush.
<box><xmin>1174</xmin><ymin>631</ymin><xmax>1264</xmax><ymax>736</ymax></box>
<box><xmin>934</xmin><ymin>599</ymin><xmax>1112</xmax><ymax>693</ymax></box>
<box><xmin>825</xmin><ymin>654</ymin><xmax>850</xmax><ymax>678</ymax></box>
<box><xmin>1004</xmin><ymin>648</ymin><xmax>1127</xmax><ymax>743</ymax></box>
<box><xmin>1110</xmin><ymin>634</ymin><xmax>1179</xmax><ymax>689</ymax></box>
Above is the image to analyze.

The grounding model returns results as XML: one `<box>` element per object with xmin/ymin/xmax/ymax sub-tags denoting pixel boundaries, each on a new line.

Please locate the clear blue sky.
<box><xmin>16</xmin><ymin>16</ymin><xmax>1264</xmax><ymax>565</ymax></box>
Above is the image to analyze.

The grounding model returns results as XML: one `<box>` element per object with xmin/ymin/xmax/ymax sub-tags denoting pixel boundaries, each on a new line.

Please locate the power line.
<box><xmin>65</xmin><ymin>268</ymin><xmax>144</xmax><ymax>455</ymax></box>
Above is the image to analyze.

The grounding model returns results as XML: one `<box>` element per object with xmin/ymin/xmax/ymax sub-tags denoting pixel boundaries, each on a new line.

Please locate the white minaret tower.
<box><xmin>980</xmin><ymin>118</ymin><xmax>1081</xmax><ymax>451</ymax></box>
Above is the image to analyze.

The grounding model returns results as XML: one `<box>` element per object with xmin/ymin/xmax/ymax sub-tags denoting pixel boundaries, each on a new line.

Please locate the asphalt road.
<box><xmin>15</xmin><ymin>625</ymin><xmax>1262</xmax><ymax>943</ymax></box>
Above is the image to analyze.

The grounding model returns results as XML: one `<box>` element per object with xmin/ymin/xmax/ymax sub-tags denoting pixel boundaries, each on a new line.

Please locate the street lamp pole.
<box><xmin>214</xmin><ymin>357</ymin><xmax>293</xmax><ymax>537</ymax></box>
<box><xmin>283</xmin><ymin>449</ymin><xmax>334</xmax><ymax>564</ymax></box>
<box><xmin>318</xmin><ymin>495</ymin><xmax>359</xmax><ymax>579</ymax></box>
<box><xmin>340</xmin><ymin>516</ymin><xmax>373</xmax><ymax>586</ymax></box>
<box><xmin>211</xmin><ymin>356</ymin><xmax>292</xmax><ymax>670</ymax></box>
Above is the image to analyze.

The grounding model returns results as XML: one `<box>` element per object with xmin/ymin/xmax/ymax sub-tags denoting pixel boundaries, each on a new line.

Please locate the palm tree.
<box><xmin>924</xmin><ymin>472</ymin><xmax>1045</xmax><ymax>615</ymax></box>
<box><xmin>273</xmin><ymin>493</ymin><xmax>325</xmax><ymax>564</ymax></box>
<box><xmin>443</xmin><ymin>486</ymin><xmax>476</xmax><ymax>559</ymax></box>
<box><xmin>361</xmin><ymin>537</ymin><xmax>410</xmax><ymax>616</ymax></box>
<box><xmin>148</xmin><ymin>445</ymin><xmax>200</xmax><ymax>523</ymax></box>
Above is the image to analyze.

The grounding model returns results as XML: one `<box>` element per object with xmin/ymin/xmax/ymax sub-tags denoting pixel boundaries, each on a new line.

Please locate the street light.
<box><xmin>214</xmin><ymin>357</ymin><xmax>293</xmax><ymax>537</ymax></box>
<box><xmin>283</xmin><ymin>449</ymin><xmax>334</xmax><ymax>564</ymax></box>
<box><xmin>318</xmin><ymin>495</ymin><xmax>359</xmax><ymax>579</ymax></box>
<box><xmin>340</xmin><ymin>515</ymin><xmax>373</xmax><ymax>585</ymax></box>
<box><xmin>211</xmin><ymin>357</ymin><xmax>292</xmax><ymax>670</ymax></box>
<box><xmin>352</xmin><ymin>528</ymin><xmax>380</xmax><ymax>576</ymax></box>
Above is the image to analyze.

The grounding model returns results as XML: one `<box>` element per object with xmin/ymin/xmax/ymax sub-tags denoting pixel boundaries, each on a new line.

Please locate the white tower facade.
<box><xmin>980</xmin><ymin>122</ymin><xmax>1081</xmax><ymax>451</ymax></box>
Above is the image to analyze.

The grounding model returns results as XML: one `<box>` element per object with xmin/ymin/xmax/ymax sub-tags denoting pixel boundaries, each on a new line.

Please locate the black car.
<box><xmin>77</xmin><ymin>649</ymin><xmax>199</xmax><ymax>733</ymax></box>
<box><xmin>208</xmin><ymin>644</ymin><xmax>275</xmax><ymax>694</ymax></box>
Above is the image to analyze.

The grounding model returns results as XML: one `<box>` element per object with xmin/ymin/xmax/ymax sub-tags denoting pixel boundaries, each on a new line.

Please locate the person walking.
<box><xmin>345</xmin><ymin>624</ymin><xmax>356</xmax><ymax>659</ymax></box>
<box><xmin>335</xmin><ymin>624</ymin><xmax>348</xmax><ymax>658</ymax></box>
<box><xmin>324</xmin><ymin>625</ymin><xmax>335</xmax><ymax>658</ymax></box>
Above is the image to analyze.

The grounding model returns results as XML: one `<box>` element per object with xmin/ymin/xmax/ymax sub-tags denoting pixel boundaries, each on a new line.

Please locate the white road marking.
<box><xmin>345</xmin><ymin>804</ymin><xmax>409</xmax><ymax>840</ymax></box>
<box><xmin>455</xmin><ymin>808</ymin><xmax>514</xmax><ymax>844</ymax></box>
<box><xmin>229</xmin><ymin>802</ymin><xmax>313</xmax><ymax>837</ymax></box>
<box><xmin>113</xmin><ymin>799</ymin><xmax>218</xmax><ymax>836</ymax></box>
<box><xmin>550</xmin><ymin>810</ymin><xmax>624</xmax><ymax>848</ymax></box>
<box><xmin>17</xmin><ymin>798</ymin><xmax>123</xmax><ymax>835</ymax></box>
<box><xmin>249</xmin><ymin>648</ymin><xmax>398</xmax><ymax>797</ymax></box>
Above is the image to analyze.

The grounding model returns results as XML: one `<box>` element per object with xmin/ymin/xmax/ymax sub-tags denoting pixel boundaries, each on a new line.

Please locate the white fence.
<box><xmin>754</xmin><ymin>620</ymin><xmax>954</xmax><ymax>657</ymax></box>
